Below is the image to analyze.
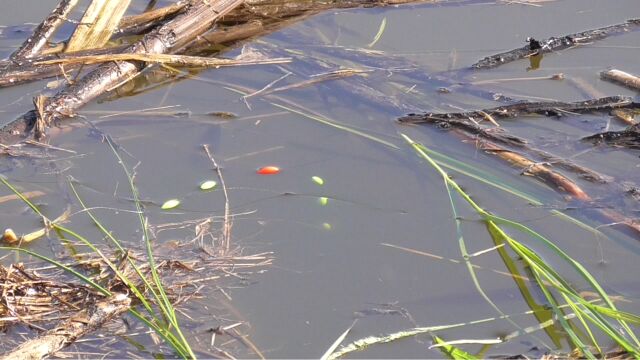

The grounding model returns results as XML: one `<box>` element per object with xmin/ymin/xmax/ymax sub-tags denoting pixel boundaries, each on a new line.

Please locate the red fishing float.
<box><xmin>257</xmin><ymin>166</ymin><xmax>280</xmax><ymax>175</ymax></box>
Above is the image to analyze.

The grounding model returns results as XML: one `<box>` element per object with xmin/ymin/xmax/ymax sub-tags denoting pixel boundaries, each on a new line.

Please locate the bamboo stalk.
<box><xmin>0</xmin><ymin>0</ymin><xmax>435</xmax><ymax>88</ymax></box>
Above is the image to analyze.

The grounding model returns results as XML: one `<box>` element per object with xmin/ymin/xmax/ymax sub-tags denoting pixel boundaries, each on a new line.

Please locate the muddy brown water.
<box><xmin>1</xmin><ymin>0</ymin><xmax>640</xmax><ymax>358</ymax></box>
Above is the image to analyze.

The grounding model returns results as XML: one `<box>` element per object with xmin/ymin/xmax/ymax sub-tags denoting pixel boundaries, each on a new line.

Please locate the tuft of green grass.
<box><xmin>0</xmin><ymin>138</ymin><xmax>196</xmax><ymax>359</ymax></box>
<box><xmin>401</xmin><ymin>134</ymin><xmax>640</xmax><ymax>358</ymax></box>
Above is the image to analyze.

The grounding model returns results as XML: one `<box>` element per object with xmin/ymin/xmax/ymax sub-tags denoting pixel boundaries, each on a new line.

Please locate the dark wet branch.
<box><xmin>471</xmin><ymin>18</ymin><xmax>640</xmax><ymax>70</ymax></box>
<box><xmin>10</xmin><ymin>0</ymin><xmax>79</xmax><ymax>60</ymax></box>
<box><xmin>398</xmin><ymin>96</ymin><xmax>637</xmax><ymax>123</ymax></box>
<box><xmin>583</xmin><ymin>123</ymin><xmax>640</xmax><ymax>149</ymax></box>
<box><xmin>398</xmin><ymin>97</ymin><xmax>631</xmax><ymax>183</ymax></box>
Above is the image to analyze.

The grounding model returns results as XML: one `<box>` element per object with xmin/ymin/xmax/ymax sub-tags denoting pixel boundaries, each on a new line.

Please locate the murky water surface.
<box><xmin>1</xmin><ymin>0</ymin><xmax>639</xmax><ymax>358</ymax></box>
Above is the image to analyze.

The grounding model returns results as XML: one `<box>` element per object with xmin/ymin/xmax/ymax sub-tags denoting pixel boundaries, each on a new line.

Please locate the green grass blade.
<box><xmin>432</xmin><ymin>336</ymin><xmax>479</xmax><ymax>359</ymax></box>
<box><xmin>104</xmin><ymin>136</ymin><xmax>195</xmax><ymax>359</ymax></box>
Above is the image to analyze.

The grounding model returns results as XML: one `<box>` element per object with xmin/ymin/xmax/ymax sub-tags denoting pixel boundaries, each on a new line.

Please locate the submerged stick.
<box><xmin>398</xmin><ymin>96</ymin><xmax>637</xmax><ymax>123</ymax></box>
<box><xmin>451</xmin><ymin>133</ymin><xmax>640</xmax><ymax>236</ymax></box>
<box><xmin>10</xmin><ymin>0</ymin><xmax>79</xmax><ymax>60</ymax></box>
<box><xmin>480</xmin><ymin>141</ymin><xmax>590</xmax><ymax>200</ymax></box>
<box><xmin>0</xmin><ymin>294</ymin><xmax>130</xmax><ymax>360</ymax></box>
<box><xmin>601</xmin><ymin>69</ymin><xmax>640</xmax><ymax>91</ymax></box>
<box><xmin>0</xmin><ymin>0</ymin><xmax>244</xmax><ymax>144</ymax></box>
<box><xmin>471</xmin><ymin>19</ymin><xmax>640</xmax><ymax>70</ymax></box>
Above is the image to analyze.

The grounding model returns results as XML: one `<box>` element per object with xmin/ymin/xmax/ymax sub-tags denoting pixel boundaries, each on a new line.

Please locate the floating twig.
<box><xmin>471</xmin><ymin>19</ymin><xmax>640</xmax><ymax>69</ymax></box>
<box><xmin>203</xmin><ymin>144</ymin><xmax>232</xmax><ymax>254</ymax></box>
<box><xmin>583</xmin><ymin>123</ymin><xmax>640</xmax><ymax>149</ymax></box>
<box><xmin>398</xmin><ymin>96</ymin><xmax>637</xmax><ymax>123</ymax></box>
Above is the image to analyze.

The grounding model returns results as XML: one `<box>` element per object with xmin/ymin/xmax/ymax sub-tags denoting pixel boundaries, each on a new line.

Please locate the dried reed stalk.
<box><xmin>66</xmin><ymin>0</ymin><xmax>133</xmax><ymax>52</ymax></box>
<box><xmin>35</xmin><ymin>53</ymin><xmax>291</xmax><ymax>67</ymax></box>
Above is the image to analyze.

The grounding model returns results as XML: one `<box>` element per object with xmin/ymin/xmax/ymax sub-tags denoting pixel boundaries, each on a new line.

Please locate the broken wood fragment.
<box><xmin>0</xmin><ymin>293</ymin><xmax>130</xmax><ymax>360</ymax></box>
<box><xmin>471</xmin><ymin>19</ymin><xmax>640</xmax><ymax>69</ymax></box>
<box><xmin>601</xmin><ymin>69</ymin><xmax>640</xmax><ymax>91</ymax></box>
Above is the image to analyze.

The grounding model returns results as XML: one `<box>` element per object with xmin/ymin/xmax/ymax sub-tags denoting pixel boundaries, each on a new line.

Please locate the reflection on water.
<box><xmin>527</xmin><ymin>53</ymin><xmax>543</xmax><ymax>71</ymax></box>
<box><xmin>1</xmin><ymin>0</ymin><xmax>640</xmax><ymax>358</ymax></box>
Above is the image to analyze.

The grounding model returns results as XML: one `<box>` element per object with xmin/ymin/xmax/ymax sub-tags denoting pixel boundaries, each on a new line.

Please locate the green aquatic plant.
<box><xmin>401</xmin><ymin>134</ymin><xmax>640</xmax><ymax>358</ymax></box>
<box><xmin>324</xmin><ymin>135</ymin><xmax>640</xmax><ymax>359</ymax></box>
